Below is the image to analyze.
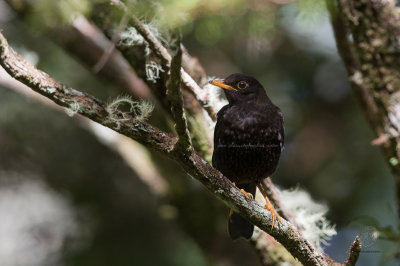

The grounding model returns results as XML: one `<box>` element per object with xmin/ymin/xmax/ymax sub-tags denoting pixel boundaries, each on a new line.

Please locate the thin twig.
<box><xmin>92</xmin><ymin>13</ymin><xmax>129</xmax><ymax>73</ymax></box>
<box><xmin>181</xmin><ymin>44</ymin><xmax>208</xmax><ymax>86</ymax></box>
<box><xmin>344</xmin><ymin>236</ymin><xmax>361</xmax><ymax>266</ymax></box>
<box><xmin>0</xmin><ymin>30</ymin><xmax>358</xmax><ymax>266</ymax></box>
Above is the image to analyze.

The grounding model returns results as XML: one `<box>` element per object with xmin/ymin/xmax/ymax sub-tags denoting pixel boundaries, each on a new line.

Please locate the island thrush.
<box><xmin>210</xmin><ymin>73</ymin><xmax>284</xmax><ymax>240</ymax></box>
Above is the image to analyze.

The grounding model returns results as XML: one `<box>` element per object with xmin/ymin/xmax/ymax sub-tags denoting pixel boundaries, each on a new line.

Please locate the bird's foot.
<box><xmin>256</xmin><ymin>183</ymin><xmax>282</xmax><ymax>229</ymax></box>
<box><xmin>240</xmin><ymin>189</ymin><xmax>254</xmax><ymax>200</ymax></box>
<box><xmin>265</xmin><ymin>202</ymin><xmax>281</xmax><ymax>229</ymax></box>
<box><xmin>232</xmin><ymin>182</ymin><xmax>253</xmax><ymax>200</ymax></box>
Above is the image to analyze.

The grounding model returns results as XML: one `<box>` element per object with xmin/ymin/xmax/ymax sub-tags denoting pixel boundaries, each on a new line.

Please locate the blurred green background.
<box><xmin>0</xmin><ymin>0</ymin><xmax>399</xmax><ymax>265</ymax></box>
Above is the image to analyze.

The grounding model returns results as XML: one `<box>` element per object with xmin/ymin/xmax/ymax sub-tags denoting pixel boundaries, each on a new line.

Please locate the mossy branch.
<box><xmin>0</xmin><ymin>30</ymin><xmax>361</xmax><ymax>266</ymax></box>
<box><xmin>110</xmin><ymin>0</ymin><xmax>217</xmax><ymax>121</ymax></box>
<box><xmin>166</xmin><ymin>34</ymin><xmax>192</xmax><ymax>154</ymax></box>
<box><xmin>328</xmin><ymin>0</ymin><xmax>400</xmax><ymax>219</ymax></box>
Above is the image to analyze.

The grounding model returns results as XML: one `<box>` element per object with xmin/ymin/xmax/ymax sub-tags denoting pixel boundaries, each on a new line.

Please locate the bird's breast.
<box><xmin>212</xmin><ymin>104</ymin><xmax>283</xmax><ymax>184</ymax></box>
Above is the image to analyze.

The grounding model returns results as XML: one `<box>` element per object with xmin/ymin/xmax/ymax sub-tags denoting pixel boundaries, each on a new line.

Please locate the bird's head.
<box><xmin>209</xmin><ymin>73</ymin><xmax>270</xmax><ymax>105</ymax></box>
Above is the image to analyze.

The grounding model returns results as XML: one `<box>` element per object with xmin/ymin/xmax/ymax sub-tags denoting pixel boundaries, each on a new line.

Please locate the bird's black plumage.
<box><xmin>210</xmin><ymin>73</ymin><xmax>284</xmax><ymax>240</ymax></box>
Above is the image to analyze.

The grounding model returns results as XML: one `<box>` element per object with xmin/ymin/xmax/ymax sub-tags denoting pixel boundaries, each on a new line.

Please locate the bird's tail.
<box><xmin>228</xmin><ymin>183</ymin><xmax>256</xmax><ymax>240</ymax></box>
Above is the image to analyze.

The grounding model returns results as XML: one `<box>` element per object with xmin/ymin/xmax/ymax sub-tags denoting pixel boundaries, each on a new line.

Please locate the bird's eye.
<box><xmin>237</xmin><ymin>81</ymin><xmax>249</xmax><ymax>89</ymax></box>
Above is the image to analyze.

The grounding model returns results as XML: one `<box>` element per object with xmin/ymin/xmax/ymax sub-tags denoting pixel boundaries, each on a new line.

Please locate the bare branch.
<box><xmin>344</xmin><ymin>236</ymin><xmax>361</xmax><ymax>266</ymax></box>
<box><xmin>92</xmin><ymin>12</ymin><xmax>129</xmax><ymax>73</ymax></box>
<box><xmin>181</xmin><ymin>45</ymin><xmax>208</xmax><ymax>86</ymax></box>
<box><xmin>0</xmin><ymin>30</ymin><xmax>356</xmax><ymax>266</ymax></box>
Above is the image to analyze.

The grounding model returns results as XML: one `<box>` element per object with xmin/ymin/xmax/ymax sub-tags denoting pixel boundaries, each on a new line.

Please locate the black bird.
<box><xmin>210</xmin><ymin>73</ymin><xmax>284</xmax><ymax>240</ymax></box>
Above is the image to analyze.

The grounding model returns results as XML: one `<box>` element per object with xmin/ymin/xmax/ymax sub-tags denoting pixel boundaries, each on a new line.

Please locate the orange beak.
<box><xmin>209</xmin><ymin>80</ymin><xmax>237</xmax><ymax>91</ymax></box>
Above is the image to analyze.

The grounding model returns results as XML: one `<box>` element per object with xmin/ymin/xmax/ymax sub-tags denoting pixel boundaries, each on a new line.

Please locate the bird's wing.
<box><xmin>212</xmin><ymin>105</ymin><xmax>229</xmax><ymax>169</ymax></box>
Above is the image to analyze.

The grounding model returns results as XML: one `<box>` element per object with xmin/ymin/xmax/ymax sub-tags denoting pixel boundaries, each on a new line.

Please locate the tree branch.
<box><xmin>344</xmin><ymin>236</ymin><xmax>361</xmax><ymax>266</ymax></box>
<box><xmin>0</xmin><ymin>71</ymin><xmax>170</xmax><ymax>196</ymax></box>
<box><xmin>166</xmin><ymin>34</ymin><xmax>192</xmax><ymax>153</ymax></box>
<box><xmin>110</xmin><ymin>0</ymin><xmax>217</xmax><ymax>121</ymax></box>
<box><xmin>4</xmin><ymin>0</ymin><xmax>215</xmax><ymax>160</ymax></box>
<box><xmin>0</xmin><ymin>30</ymin><xmax>359</xmax><ymax>266</ymax></box>
<box><xmin>0</xmin><ymin>31</ymin><xmax>175</xmax><ymax>152</ymax></box>
<box><xmin>328</xmin><ymin>0</ymin><xmax>400</xmax><ymax>218</ymax></box>
<box><xmin>86</xmin><ymin>1</ymin><xmax>214</xmax><ymax>159</ymax></box>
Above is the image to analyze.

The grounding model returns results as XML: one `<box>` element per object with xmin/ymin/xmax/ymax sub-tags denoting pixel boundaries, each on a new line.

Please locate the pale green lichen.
<box><xmin>64</xmin><ymin>101</ymin><xmax>81</xmax><ymax>117</ymax></box>
<box><xmin>119</xmin><ymin>21</ymin><xmax>167</xmax><ymax>56</ymax></box>
<box><xmin>350</xmin><ymin>71</ymin><xmax>363</xmax><ymax>86</ymax></box>
<box><xmin>105</xmin><ymin>95</ymin><xmax>154</xmax><ymax>130</ymax></box>
<box><xmin>118</xmin><ymin>20</ymin><xmax>168</xmax><ymax>84</ymax></box>
<box><xmin>119</xmin><ymin>27</ymin><xmax>151</xmax><ymax>56</ymax></box>
<box><xmin>280</xmin><ymin>187</ymin><xmax>337</xmax><ymax>250</ymax></box>
<box><xmin>145</xmin><ymin>61</ymin><xmax>165</xmax><ymax>83</ymax></box>
<box><xmin>45</xmin><ymin>87</ymin><xmax>57</xmax><ymax>94</ymax></box>
<box><xmin>215</xmin><ymin>189</ymin><xmax>224</xmax><ymax>195</ymax></box>
<box><xmin>143</xmin><ymin>20</ymin><xmax>168</xmax><ymax>46</ymax></box>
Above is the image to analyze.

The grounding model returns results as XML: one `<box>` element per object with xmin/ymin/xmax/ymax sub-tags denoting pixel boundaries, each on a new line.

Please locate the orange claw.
<box><xmin>265</xmin><ymin>201</ymin><xmax>282</xmax><ymax>229</ymax></box>
<box><xmin>232</xmin><ymin>182</ymin><xmax>253</xmax><ymax>200</ymax></box>
<box><xmin>240</xmin><ymin>188</ymin><xmax>254</xmax><ymax>200</ymax></box>
<box><xmin>256</xmin><ymin>183</ymin><xmax>282</xmax><ymax>229</ymax></box>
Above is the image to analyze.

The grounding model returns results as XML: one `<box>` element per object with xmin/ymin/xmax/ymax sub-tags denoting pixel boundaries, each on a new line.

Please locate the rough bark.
<box><xmin>328</xmin><ymin>0</ymin><xmax>400</xmax><ymax>218</ymax></box>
